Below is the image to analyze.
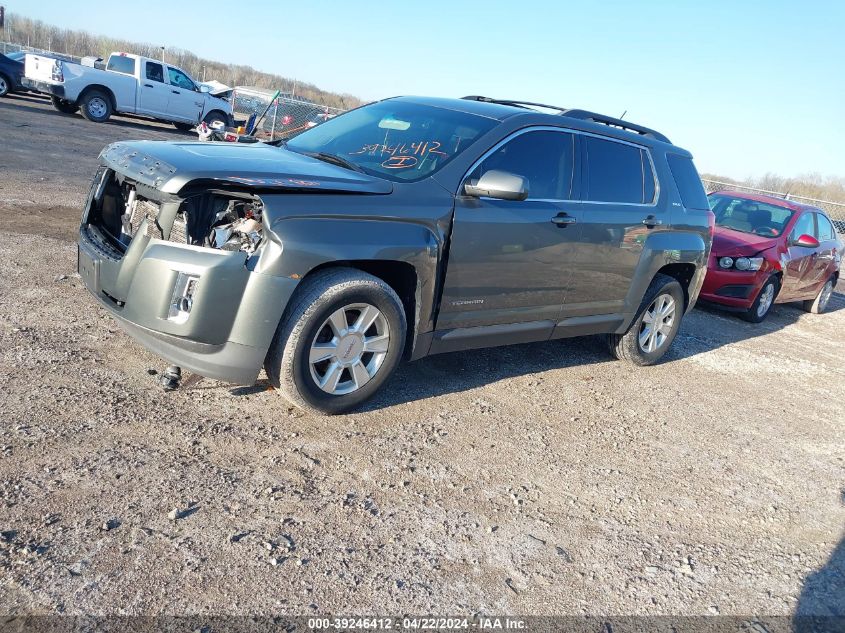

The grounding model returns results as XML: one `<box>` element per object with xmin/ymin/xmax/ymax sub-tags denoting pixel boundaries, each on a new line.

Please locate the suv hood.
<box><xmin>100</xmin><ymin>141</ymin><xmax>393</xmax><ymax>196</ymax></box>
<box><xmin>713</xmin><ymin>226</ymin><xmax>778</xmax><ymax>256</ymax></box>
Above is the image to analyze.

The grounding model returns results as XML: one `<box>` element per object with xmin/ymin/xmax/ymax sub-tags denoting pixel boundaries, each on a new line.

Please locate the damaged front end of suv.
<box><xmin>77</xmin><ymin>142</ymin><xmax>314</xmax><ymax>384</ymax></box>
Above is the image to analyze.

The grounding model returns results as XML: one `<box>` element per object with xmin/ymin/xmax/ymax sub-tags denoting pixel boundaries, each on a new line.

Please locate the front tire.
<box><xmin>0</xmin><ymin>73</ymin><xmax>10</xmax><ymax>97</ymax></box>
<box><xmin>264</xmin><ymin>268</ymin><xmax>407</xmax><ymax>415</ymax></box>
<box><xmin>803</xmin><ymin>276</ymin><xmax>835</xmax><ymax>314</ymax></box>
<box><xmin>79</xmin><ymin>89</ymin><xmax>113</xmax><ymax>122</ymax></box>
<box><xmin>742</xmin><ymin>275</ymin><xmax>779</xmax><ymax>323</ymax></box>
<box><xmin>202</xmin><ymin>111</ymin><xmax>227</xmax><ymax>128</ymax></box>
<box><xmin>607</xmin><ymin>273</ymin><xmax>685</xmax><ymax>366</ymax></box>
<box><xmin>50</xmin><ymin>95</ymin><xmax>79</xmax><ymax>114</ymax></box>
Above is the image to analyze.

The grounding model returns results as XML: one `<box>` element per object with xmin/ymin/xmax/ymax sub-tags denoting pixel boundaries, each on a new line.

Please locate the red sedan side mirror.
<box><xmin>793</xmin><ymin>234</ymin><xmax>820</xmax><ymax>248</ymax></box>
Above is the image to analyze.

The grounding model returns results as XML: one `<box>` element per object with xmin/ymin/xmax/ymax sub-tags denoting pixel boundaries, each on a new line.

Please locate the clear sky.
<box><xmin>7</xmin><ymin>0</ymin><xmax>845</xmax><ymax>179</ymax></box>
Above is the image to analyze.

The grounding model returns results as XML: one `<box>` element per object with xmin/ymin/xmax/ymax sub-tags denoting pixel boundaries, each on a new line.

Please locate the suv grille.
<box><xmin>128</xmin><ymin>199</ymin><xmax>188</xmax><ymax>244</ymax></box>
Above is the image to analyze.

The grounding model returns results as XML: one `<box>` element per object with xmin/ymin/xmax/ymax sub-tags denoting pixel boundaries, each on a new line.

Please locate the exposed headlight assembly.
<box><xmin>718</xmin><ymin>257</ymin><xmax>734</xmax><ymax>269</ymax></box>
<box><xmin>734</xmin><ymin>257</ymin><xmax>764</xmax><ymax>271</ymax></box>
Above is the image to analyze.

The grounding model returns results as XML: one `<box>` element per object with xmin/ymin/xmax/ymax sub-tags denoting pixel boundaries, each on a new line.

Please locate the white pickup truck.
<box><xmin>24</xmin><ymin>52</ymin><xmax>232</xmax><ymax>129</ymax></box>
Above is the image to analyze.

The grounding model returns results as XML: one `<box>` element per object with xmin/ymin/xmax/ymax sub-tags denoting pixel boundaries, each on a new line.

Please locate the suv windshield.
<box><xmin>708</xmin><ymin>193</ymin><xmax>794</xmax><ymax>237</ymax></box>
<box><xmin>284</xmin><ymin>100</ymin><xmax>497</xmax><ymax>182</ymax></box>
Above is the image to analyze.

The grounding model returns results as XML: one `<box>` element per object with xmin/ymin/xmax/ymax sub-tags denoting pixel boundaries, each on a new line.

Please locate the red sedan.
<box><xmin>700</xmin><ymin>191</ymin><xmax>841</xmax><ymax>322</ymax></box>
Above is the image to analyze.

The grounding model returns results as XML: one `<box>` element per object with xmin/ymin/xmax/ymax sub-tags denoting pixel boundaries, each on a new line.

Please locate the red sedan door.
<box><xmin>811</xmin><ymin>212</ymin><xmax>840</xmax><ymax>286</ymax></box>
<box><xmin>780</xmin><ymin>211</ymin><xmax>820</xmax><ymax>301</ymax></box>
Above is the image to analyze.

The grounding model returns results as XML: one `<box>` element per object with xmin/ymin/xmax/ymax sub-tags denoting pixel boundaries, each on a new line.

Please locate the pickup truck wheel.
<box><xmin>79</xmin><ymin>90</ymin><xmax>113</xmax><ymax>122</ymax></box>
<box><xmin>50</xmin><ymin>95</ymin><xmax>79</xmax><ymax>114</ymax></box>
<box><xmin>607</xmin><ymin>273</ymin><xmax>684</xmax><ymax>366</ymax></box>
<box><xmin>202</xmin><ymin>112</ymin><xmax>227</xmax><ymax>128</ymax></box>
<box><xmin>0</xmin><ymin>74</ymin><xmax>10</xmax><ymax>97</ymax></box>
<box><xmin>265</xmin><ymin>268</ymin><xmax>407</xmax><ymax>415</ymax></box>
<box><xmin>803</xmin><ymin>276</ymin><xmax>835</xmax><ymax>314</ymax></box>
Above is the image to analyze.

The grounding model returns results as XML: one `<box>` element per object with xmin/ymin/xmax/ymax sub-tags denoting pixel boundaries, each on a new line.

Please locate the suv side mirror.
<box><xmin>464</xmin><ymin>170</ymin><xmax>529</xmax><ymax>201</ymax></box>
<box><xmin>198</xmin><ymin>84</ymin><xmax>211</xmax><ymax>93</ymax></box>
<box><xmin>792</xmin><ymin>233</ymin><xmax>820</xmax><ymax>248</ymax></box>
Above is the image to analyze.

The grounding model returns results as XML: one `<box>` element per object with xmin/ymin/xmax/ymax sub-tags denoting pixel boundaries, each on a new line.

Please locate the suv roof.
<box><xmin>390</xmin><ymin>95</ymin><xmax>677</xmax><ymax>150</ymax></box>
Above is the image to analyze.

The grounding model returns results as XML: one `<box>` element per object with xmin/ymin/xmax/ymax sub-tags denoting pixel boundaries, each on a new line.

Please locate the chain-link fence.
<box><xmin>703</xmin><ymin>179</ymin><xmax>845</xmax><ymax>235</ymax></box>
<box><xmin>231</xmin><ymin>86</ymin><xmax>344</xmax><ymax>142</ymax></box>
<box><xmin>1</xmin><ymin>40</ymin><xmax>80</xmax><ymax>63</ymax></box>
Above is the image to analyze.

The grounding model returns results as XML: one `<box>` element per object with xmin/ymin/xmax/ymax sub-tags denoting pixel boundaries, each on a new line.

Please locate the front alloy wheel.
<box><xmin>309</xmin><ymin>303</ymin><xmax>390</xmax><ymax>395</ymax></box>
<box><xmin>742</xmin><ymin>276</ymin><xmax>779</xmax><ymax>323</ymax></box>
<box><xmin>265</xmin><ymin>268</ymin><xmax>407</xmax><ymax>414</ymax></box>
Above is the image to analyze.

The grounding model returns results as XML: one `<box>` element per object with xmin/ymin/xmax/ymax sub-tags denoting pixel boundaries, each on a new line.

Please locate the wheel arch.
<box><xmin>256</xmin><ymin>215</ymin><xmax>444</xmax><ymax>361</ymax></box>
<box><xmin>79</xmin><ymin>84</ymin><xmax>116</xmax><ymax>110</ymax></box>
<box><xmin>305</xmin><ymin>260</ymin><xmax>418</xmax><ymax>359</ymax></box>
<box><xmin>624</xmin><ymin>230</ymin><xmax>709</xmax><ymax>317</ymax></box>
<box><xmin>204</xmin><ymin>109</ymin><xmax>231</xmax><ymax>126</ymax></box>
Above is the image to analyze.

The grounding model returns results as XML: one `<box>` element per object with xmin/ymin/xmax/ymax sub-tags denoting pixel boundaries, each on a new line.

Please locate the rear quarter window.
<box><xmin>107</xmin><ymin>55</ymin><xmax>136</xmax><ymax>75</ymax></box>
<box><xmin>667</xmin><ymin>154</ymin><xmax>709</xmax><ymax>210</ymax></box>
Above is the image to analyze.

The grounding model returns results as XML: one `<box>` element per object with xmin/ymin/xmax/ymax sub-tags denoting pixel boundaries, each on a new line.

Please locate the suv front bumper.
<box><xmin>78</xmin><ymin>222</ymin><xmax>298</xmax><ymax>385</ymax></box>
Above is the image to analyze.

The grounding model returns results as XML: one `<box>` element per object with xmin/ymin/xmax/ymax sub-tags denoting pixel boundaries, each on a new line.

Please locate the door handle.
<box><xmin>551</xmin><ymin>213</ymin><xmax>577</xmax><ymax>227</ymax></box>
<box><xmin>144</xmin><ymin>83</ymin><xmax>154</xmax><ymax>88</ymax></box>
<box><xmin>642</xmin><ymin>215</ymin><xmax>662</xmax><ymax>227</ymax></box>
<box><xmin>172</xmin><ymin>90</ymin><xmax>180</xmax><ymax>94</ymax></box>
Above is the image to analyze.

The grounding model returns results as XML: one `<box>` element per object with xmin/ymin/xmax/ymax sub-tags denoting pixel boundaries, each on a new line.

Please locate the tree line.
<box><xmin>3</xmin><ymin>12</ymin><xmax>362</xmax><ymax>110</ymax></box>
<box><xmin>700</xmin><ymin>172</ymin><xmax>845</xmax><ymax>205</ymax></box>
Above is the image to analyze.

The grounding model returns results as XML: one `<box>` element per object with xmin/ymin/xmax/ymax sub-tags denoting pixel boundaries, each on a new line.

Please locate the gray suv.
<box><xmin>78</xmin><ymin>96</ymin><xmax>713</xmax><ymax>413</ymax></box>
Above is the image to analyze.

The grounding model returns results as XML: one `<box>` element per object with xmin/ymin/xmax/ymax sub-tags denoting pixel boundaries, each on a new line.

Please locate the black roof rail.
<box><xmin>561</xmin><ymin>109</ymin><xmax>671</xmax><ymax>144</ymax></box>
<box><xmin>460</xmin><ymin>96</ymin><xmax>671</xmax><ymax>144</ymax></box>
<box><xmin>462</xmin><ymin>95</ymin><xmax>568</xmax><ymax>112</ymax></box>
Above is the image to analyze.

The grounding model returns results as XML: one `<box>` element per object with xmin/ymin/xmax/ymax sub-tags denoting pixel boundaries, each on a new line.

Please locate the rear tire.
<box><xmin>264</xmin><ymin>268</ymin><xmax>407</xmax><ymax>415</ymax></box>
<box><xmin>173</xmin><ymin>122</ymin><xmax>195</xmax><ymax>131</ymax></box>
<box><xmin>803</xmin><ymin>276</ymin><xmax>835</xmax><ymax>314</ymax></box>
<box><xmin>0</xmin><ymin>73</ymin><xmax>10</xmax><ymax>98</ymax></box>
<box><xmin>607</xmin><ymin>273</ymin><xmax>685</xmax><ymax>366</ymax></box>
<box><xmin>741</xmin><ymin>275</ymin><xmax>779</xmax><ymax>323</ymax></box>
<box><xmin>79</xmin><ymin>89</ymin><xmax>113</xmax><ymax>122</ymax></box>
<box><xmin>50</xmin><ymin>95</ymin><xmax>79</xmax><ymax>114</ymax></box>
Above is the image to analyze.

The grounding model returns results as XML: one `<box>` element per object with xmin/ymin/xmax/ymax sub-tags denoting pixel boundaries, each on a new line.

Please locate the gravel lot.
<box><xmin>1</xmin><ymin>94</ymin><xmax>843</xmax><ymax>619</ymax></box>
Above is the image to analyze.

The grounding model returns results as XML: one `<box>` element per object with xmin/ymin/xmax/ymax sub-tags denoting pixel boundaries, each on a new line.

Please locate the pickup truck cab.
<box><xmin>77</xmin><ymin>96</ymin><xmax>713</xmax><ymax>414</ymax></box>
<box><xmin>24</xmin><ymin>52</ymin><xmax>232</xmax><ymax>129</ymax></box>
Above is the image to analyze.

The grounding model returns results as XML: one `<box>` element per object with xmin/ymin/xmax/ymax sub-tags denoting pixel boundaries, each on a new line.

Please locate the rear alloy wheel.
<box><xmin>50</xmin><ymin>95</ymin><xmax>79</xmax><ymax>114</ymax></box>
<box><xmin>803</xmin><ymin>276</ymin><xmax>835</xmax><ymax>314</ymax></box>
<box><xmin>265</xmin><ymin>268</ymin><xmax>406</xmax><ymax>414</ymax></box>
<box><xmin>742</xmin><ymin>276</ymin><xmax>778</xmax><ymax>323</ymax></box>
<box><xmin>79</xmin><ymin>90</ymin><xmax>113</xmax><ymax>123</ymax></box>
<box><xmin>607</xmin><ymin>273</ymin><xmax>685</xmax><ymax>366</ymax></box>
<box><xmin>0</xmin><ymin>74</ymin><xmax>10</xmax><ymax>98</ymax></box>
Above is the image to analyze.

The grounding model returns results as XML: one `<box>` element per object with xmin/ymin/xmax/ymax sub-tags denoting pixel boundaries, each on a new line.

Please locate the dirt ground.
<box><xmin>0</xmin><ymin>93</ymin><xmax>843</xmax><ymax>619</ymax></box>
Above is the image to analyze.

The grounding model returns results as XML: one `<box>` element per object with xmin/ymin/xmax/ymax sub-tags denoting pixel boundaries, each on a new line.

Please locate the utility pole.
<box><xmin>160</xmin><ymin>46</ymin><xmax>165</xmax><ymax>64</ymax></box>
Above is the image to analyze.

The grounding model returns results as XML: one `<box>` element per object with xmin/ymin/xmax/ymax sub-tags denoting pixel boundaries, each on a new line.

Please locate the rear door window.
<box><xmin>667</xmin><ymin>154</ymin><xmax>709</xmax><ymax>210</ymax></box>
<box><xmin>583</xmin><ymin>136</ymin><xmax>650</xmax><ymax>204</ymax></box>
<box><xmin>107</xmin><ymin>55</ymin><xmax>136</xmax><ymax>75</ymax></box>
<box><xmin>145</xmin><ymin>61</ymin><xmax>164</xmax><ymax>83</ymax></box>
<box><xmin>469</xmin><ymin>130</ymin><xmax>576</xmax><ymax>200</ymax></box>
